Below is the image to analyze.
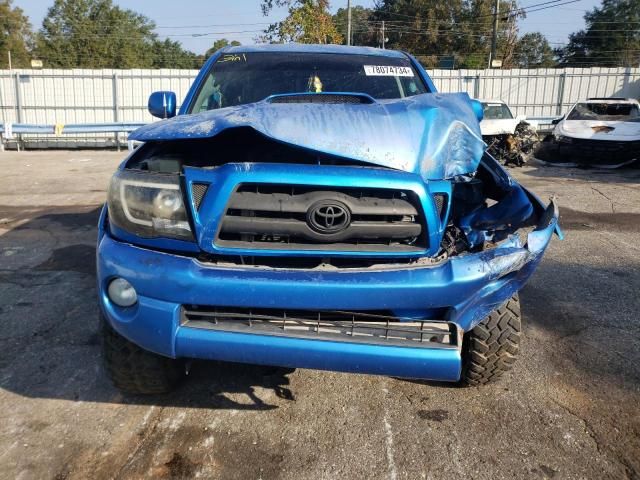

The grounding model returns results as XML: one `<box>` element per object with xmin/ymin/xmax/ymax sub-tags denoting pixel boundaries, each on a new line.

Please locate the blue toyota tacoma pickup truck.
<box><xmin>98</xmin><ymin>44</ymin><xmax>561</xmax><ymax>393</ymax></box>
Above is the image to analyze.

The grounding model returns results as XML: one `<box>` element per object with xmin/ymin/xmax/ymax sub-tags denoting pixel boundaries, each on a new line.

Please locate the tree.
<box><xmin>333</xmin><ymin>6</ymin><xmax>378</xmax><ymax>46</ymax></box>
<box><xmin>512</xmin><ymin>32</ymin><xmax>556</xmax><ymax>68</ymax></box>
<box><xmin>205</xmin><ymin>38</ymin><xmax>241</xmax><ymax>58</ymax></box>
<box><xmin>373</xmin><ymin>0</ymin><xmax>465</xmax><ymax>59</ymax></box>
<box><xmin>151</xmin><ymin>38</ymin><xmax>200</xmax><ymax>68</ymax></box>
<box><xmin>0</xmin><ymin>0</ymin><xmax>33</xmax><ymax>68</ymax></box>
<box><xmin>371</xmin><ymin>0</ymin><xmax>524</xmax><ymax>68</ymax></box>
<box><xmin>260</xmin><ymin>0</ymin><xmax>342</xmax><ymax>44</ymax></box>
<box><xmin>35</xmin><ymin>0</ymin><xmax>161</xmax><ymax>68</ymax></box>
<box><xmin>35</xmin><ymin>0</ymin><xmax>199</xmax><ymax>68</ymax></box>
<box><xmin>558</xmin><ymin>0</ymin><xmax>640</xmax><ymax>67</ymax></box>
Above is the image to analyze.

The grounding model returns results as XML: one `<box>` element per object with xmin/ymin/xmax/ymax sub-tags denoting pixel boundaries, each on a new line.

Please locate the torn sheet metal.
<box><xmin>459</xmin><ymin>184</ymin><xmax>535</xmax><ymax>247</ymax></box>
<box><xmin>129</xmin><ymin>92</ymin><xmax>486</xmax><ymax>180</ymax></box>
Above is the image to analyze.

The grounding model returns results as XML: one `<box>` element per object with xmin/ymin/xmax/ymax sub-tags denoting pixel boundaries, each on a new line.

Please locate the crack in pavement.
<box><xmin>381</xmin><ymin>384</ymin><xmax>398</xmax><ymax>480</ymax></box>
<box><xmin>112</xmin><ymin>406</ymin><xmax>166</xmax><ymax>478</ymax></box>
<box><xmin>589</xmin><ymin>185</ymin><xmax>617</xmax><ymax>213</ymax></box>
<box><xmin>0</xmin><ymin>272</ymin><xmax>66</xmax><ymax>288</ymax></box>
<box><xmin>549</xmin><ymin>398</ymin><xmax>638</xmax><ymax>480</ymax></box>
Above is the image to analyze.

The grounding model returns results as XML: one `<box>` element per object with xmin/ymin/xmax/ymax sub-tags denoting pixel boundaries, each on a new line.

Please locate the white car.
<box><xmin>547</xmin><ymin>97</ymin><xmax>640</xmax><ymax>167</ymax></box>
<box><xmin>478</xmin><ymin>100</ymin><xmax>538</xmax><ymax>166</ymax></box>
<box><xmin>478</xmin><ymin>100</ymin><xmax>532</xmax><ymax>136</ymax></box>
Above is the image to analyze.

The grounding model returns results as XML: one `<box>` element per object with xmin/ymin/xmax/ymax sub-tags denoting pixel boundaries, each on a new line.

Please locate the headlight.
<box><xmin>107</xmin><ymin>170</ymin><xmax>193</xmax><ymax>240</ymax></box>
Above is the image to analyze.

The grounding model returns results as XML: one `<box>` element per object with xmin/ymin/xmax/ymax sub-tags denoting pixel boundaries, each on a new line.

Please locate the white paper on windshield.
<box><xmin>363</xmin><ymin>65</ymin><xmax>414</xmax><ymax>77</ymax></box>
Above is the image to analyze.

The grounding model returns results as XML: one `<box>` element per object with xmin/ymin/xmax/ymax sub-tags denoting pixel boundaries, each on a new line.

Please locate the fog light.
<box><xmin>108</xmin><ymin>278</ymin><xmax>137</xmax><ymax>307</ymax></box>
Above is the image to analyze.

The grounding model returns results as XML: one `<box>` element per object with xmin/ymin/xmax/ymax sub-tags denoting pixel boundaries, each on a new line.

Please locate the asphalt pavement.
<box><xmin>0</xmin><ymin>150</ymin><xmax>638</xmax><ymax>480</ymax></box>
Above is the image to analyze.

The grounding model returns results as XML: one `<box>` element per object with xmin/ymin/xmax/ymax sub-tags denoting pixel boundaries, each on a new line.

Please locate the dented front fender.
<box><xmin>452</xmin><ymin>197</ymin><xmax>560</xmax><ymax>331</ymax></box>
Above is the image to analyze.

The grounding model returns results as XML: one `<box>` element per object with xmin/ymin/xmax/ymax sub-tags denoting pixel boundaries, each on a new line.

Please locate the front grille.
<box><xmin>191</xmin><ymin>183</ymin><xmax>209</xmax><ymax>210</ymax></box>
<box><xmin>433</xmin><ymin>193</ymin><xmax>447</xmax><ymax>220</ymax></box>
<box><xmin>181</xmin><ymin>306</ymin><xmax>458</xmax><ymax>350</ymax></box>
<box><xmin>216</xmin><ymin>184</ymin><xmax>426</xmax><ymax>253</ymax></box>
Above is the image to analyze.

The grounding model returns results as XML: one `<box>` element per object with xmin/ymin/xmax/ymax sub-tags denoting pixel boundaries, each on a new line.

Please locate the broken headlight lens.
<box><xmin>107</xmin><ymin>170</ymin><xmax>193</xmax><ymax>240</ymax></box>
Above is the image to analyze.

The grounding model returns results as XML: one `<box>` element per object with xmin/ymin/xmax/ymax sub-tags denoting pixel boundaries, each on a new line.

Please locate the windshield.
<box><xmin>482</xmin><ymin>103</ymin><xmax>513</xmax><ymax>120</ymax></box>
<box><xmin>189</xmin><ymin>52</ymin><xmax>428</xmax><ymax>113</ymax></box>
<box><xmin>567</xmin><ymin>102</ymin><xmax>640</xmax><ymax>121</ymax></box>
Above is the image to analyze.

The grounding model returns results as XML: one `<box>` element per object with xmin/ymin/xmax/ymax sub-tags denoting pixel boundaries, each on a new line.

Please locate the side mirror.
<box><xmin>148</xmin><ymin>91</ymin><xmax>176</xmax><ymax>119</ymax></box>
<box><xmin>470</xmin><ymin>99</ymin><xmax>484</xmax><ymax>122</ymax></box>
<box><xmin>551</xmin><ymin>116</ymin><xmax>564</xmax><ymax>125</ymax></box>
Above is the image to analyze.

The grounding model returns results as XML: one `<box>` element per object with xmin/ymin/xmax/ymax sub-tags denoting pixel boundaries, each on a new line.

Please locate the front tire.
<box><xmin>102</xmin><ymin>317</ymin><xmax>184</xmax><ymax>394</ymax></box>
<box><xmin>460</xmin><ymin>295</ymin><xmax>522</xmax><ymax>386</ymax></box>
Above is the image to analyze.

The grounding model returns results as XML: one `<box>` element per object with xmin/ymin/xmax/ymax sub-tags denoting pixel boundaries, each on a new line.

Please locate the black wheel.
<box><xmin>460</xmin><ymin>295</ymin><xmax>522</xmax><ymax>386</ymax></box>
<box><xmin>101</xmin><ymin>317</ymin><xmax>184</xmax><ymax>394</ymax></box>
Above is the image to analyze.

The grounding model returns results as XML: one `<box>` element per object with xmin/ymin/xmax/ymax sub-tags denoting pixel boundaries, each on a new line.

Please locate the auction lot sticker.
<box><xmin>364</xmin><ymin>65</ymin><xmax>414</xmax><ymax>77</ymax></box>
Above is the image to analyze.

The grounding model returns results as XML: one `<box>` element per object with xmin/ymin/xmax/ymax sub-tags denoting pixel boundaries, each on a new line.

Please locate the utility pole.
<box><xmin>624</xmin><ymin>31</ymin><xmax>630</xmax><ymax>67</ymax></box>
<box><xmin>381</xmin><ymin>21</ymin><xmax>386</xmax><ymax>49</ymax></box>
<box><xmin>7</xmin><ymin>51</ymin><xmax>11</xmax><ymax>70</ymax></box>
<box><xmin>347</xmin><ymin>0</ymin><xmax>352</xmax><ymax>46</ymax></box>
<box><xmin>489</xmin><ymin>0</ymin><xmax>499</xmax><ymax>68</ymax></box>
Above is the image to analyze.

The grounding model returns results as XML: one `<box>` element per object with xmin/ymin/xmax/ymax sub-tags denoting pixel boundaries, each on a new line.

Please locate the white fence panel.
<box><xmin>117</xmin><ymin>69</ymin><xmax>197</xmax><ymax>123</ymax></box>
<box><xmin>1</xmin><ymin>67</ymin><xmax>639</xmax><ymax>148</ymax></box>
<box><xmin>430</xmin><ymin>67</ymin><xmax>640</xmax><ymax>117</ymax></box>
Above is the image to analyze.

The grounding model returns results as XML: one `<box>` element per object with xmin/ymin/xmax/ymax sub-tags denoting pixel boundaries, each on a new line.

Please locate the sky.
<box><xmin>17</xmin><ymin>0</ymin><xmax>601</xmax><ymax>54</ymax></box>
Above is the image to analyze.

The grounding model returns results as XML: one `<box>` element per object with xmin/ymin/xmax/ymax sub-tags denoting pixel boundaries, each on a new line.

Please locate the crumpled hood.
<box><xmin>129</xmin><ymin>92</ymin><xmax>485</xmax><ymax>180</ymax></box>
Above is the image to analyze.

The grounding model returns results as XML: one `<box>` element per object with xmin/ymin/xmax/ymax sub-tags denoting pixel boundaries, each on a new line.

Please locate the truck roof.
<box><xmin>224</xmin><ymin>43</ymin><xmax>408</xmax><ymax>59</ymax></box>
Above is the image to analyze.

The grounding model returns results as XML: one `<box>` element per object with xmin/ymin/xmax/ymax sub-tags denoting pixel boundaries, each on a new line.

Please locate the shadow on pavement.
<box><xmin>520</xmin><ymin>257</ymin><xmax>640</xmax><ymax>389</ymax></box>
<box><xmin>1</xmin><ymin>203</ymin><xmax>638</xmax><ymax>410</ymax></box>
<box><xmin>521</xmin><ymin>158</ymin><xmax>640</xmax><ymax>184</ymax></box>
<box><xmin>0</xmin><ymin>205</ymin><xmax>295</xmax><ymax>411</ymax></box>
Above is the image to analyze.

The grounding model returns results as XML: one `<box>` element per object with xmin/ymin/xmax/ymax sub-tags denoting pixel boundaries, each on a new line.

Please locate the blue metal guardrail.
<box><xmin>0</xmin><ymin>122</ymin><xmax>147</xmax><ymax>151</ymax></box>
<box><xmin>0</xmin><ymin>122</ymin><xmax>145</xmax><ymax>135</ymax></box>
<box><xmin>0</xmin><ymin>117</ymin><xmax>556</xmax><ymax>150</ymax></box>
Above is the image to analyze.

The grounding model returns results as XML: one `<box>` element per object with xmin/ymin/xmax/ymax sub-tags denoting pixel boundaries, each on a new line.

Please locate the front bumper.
<box><xmin>98</xmin><ymin>199</ymin><xmax>559</xmax><ymax>382</ymax></box>
<box><xmin>552</xmin><ymin>136</ymin><xmax>640</xmax><ymax>166</ymax></box>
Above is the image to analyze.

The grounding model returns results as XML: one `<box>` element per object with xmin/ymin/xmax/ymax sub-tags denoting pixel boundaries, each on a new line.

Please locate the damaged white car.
<box><xmin>479</xmin><ymin>100</ymin><xmax>539</xmax><ymax>167</ymax></box>
<box><xmin>539</xmin><ymin>97</ymin><xmax>640</xmax><ymax>168</ymax></box>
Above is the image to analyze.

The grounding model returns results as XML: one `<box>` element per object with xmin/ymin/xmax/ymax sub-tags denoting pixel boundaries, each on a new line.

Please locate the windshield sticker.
<box><xmin>218</xmin><ymin>54</ymin><xmax>247</xmax><ymax>63</ymax></box>
<box><xmin>364</xmin><ymin>65</ymin><xmax>414</xmax><ymax>77</ymax></box>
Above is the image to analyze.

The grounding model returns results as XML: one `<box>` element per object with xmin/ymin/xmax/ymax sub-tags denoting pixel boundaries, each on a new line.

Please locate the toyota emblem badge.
<box><xmin>307</xmin><ymin>201</ymin><xmax>351</xmax><ymax>234</ymax></box>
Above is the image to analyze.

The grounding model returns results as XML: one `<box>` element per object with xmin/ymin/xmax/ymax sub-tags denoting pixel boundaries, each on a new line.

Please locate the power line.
<box><xmin>40</xmin><ymin>24</ymin><xmax>639</xmax><ymax>43</ymax></box>
<box><xmin>155</xmin><ymin>22</ymin><xmax>272</xmax><ymax>29</ymax></box>
<box><xmin>373</xmin><ymin>0</ymin><xmax>581</xmax><ymax>22</ymax></box>
<box><xmin>523</xmin><ymin>0</ymin><xmax>584</xmax><ymax>14</ymax></box>
<box><xmin>336</xmin><ymin>18</ymin><xmax>640</xmax><ymax>26</ymax></box>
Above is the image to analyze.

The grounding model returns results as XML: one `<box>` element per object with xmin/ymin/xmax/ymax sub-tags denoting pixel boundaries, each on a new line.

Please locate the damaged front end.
<box><xmin>98</xmin><ymin>91</ymin><xmax>560</xmax><ymax>382</ymax></box>
<box><xmin>122</xmin><ymin>93</ymin><xmax>559</xmax><ymax>273</ymax></box>
<box><xmin>484</xmin><ymin>123</ymin><xmax>540</xmax><ymax>167</ymax></box>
